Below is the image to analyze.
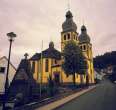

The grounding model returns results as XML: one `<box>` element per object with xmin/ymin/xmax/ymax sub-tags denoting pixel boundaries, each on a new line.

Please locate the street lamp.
<box><xmin>3</xmin><ymin>32</ymin><xmax>17</xmax><ymax>109</ymax></box>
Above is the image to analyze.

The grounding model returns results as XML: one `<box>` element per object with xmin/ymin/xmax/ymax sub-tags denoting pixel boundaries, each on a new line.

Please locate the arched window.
<box><xmin>83</xmin><ymin>45</ymin><xmax>86</xmax><ymax>50</ymax></box>
<box><xmin>64</xmin><ymin>35</ymin><xmax>66</xmax><ymax>40</ymax></box>
<box><xmin>45</xmin><ymin>59</ymin><xmax>49</xmax><ymax>72</ymax></box>
<box><xmin>74</xmin><ymin>35</ymin><xmax>75</xmax><ymax>40</ymax></box>
<box><xmin>80</xmin><ymin>46</ymin><xmax>83</xmax><ymax>50</ymax></box>
<box><xmin>67</xmin><ymin>33</ymin><xmax>70</xmax><ymax>40</ymax></box>
<box><xmin>32</xmin><ymin>61</ymin><xmax>35</xmax><ymax>73</ymax></box>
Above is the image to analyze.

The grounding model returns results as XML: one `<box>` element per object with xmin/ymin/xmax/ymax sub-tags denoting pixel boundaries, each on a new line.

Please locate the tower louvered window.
<box><xmin>64</xmin><ymin>35</ymin><xmax>66</xmax><ymax>40</ymax></box>
<box><xmin>67</xmin><ymin>33</ymin><xmax>70</xmax><ymax>40</ymax></box>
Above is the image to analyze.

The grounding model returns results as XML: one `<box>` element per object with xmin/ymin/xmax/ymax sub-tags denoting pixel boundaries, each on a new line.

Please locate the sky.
<box><xmin>0</xmin><ymin>0</ymin><xmax>116</xmax><ymax>67</ymax></box>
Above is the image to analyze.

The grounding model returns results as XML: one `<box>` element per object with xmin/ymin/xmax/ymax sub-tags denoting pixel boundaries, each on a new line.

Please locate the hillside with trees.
<box><xmin>94</xmin><ymin>51</ymin><xmax>116</xmax><ymax>69</ymax></box>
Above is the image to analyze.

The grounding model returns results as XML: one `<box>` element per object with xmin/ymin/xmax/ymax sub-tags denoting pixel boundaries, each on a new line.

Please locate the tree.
<box><xmin>78</xmin><ymin>56</ymin><xmax>88</xmax><ymax>85</ymax></box>
<box><xmin>94</xmin><ymin>51</ymin><xmax>116</xmax><ymax>69</ymax></box>
<box><xmin>62</xmin><ymin>41</ymin><xmax>87</xmax><ymax>86</ymax></box>
<box><xmin>79</xmin><ymin>55</ymin><xmax>88</xmax><ymax>74</ymax></box>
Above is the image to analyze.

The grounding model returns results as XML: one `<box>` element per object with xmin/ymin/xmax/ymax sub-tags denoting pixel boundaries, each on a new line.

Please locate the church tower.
<box><xmin>61</xmin><ymin>10</ymin><xmax>79</xmax><ymax>52</ymax></box>
<box><xmin>79</xmin><ymin>25</ymin><xmax>94</xmax><ymax>84</ymax></box>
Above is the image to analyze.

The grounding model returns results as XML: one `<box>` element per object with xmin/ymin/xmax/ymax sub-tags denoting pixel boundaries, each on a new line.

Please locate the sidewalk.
<box><xmin>35</xmin><ymin>86</ymin><xmax>96</xmax><ymax>110</ymax></box>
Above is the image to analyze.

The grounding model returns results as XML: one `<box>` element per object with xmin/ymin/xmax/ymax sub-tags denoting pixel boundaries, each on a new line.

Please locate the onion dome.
<box><xmin>62</xmin><ymin>10</ymin><xmax>77</xmax><ymax>32</ymax></box>
<box><xmin>79</xmin><ymin>25</ymin><xmax>90</xmax><ymax>43</ymax></box>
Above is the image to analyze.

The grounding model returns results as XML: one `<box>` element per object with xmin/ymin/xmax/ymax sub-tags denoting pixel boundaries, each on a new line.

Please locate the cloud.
<box><xmin>0</xmin><ymin>0</ymin><xmax>116</xmax><ymax>67</ymax></box>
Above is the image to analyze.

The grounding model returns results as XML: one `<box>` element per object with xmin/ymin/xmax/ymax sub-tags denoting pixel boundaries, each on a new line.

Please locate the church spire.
<box><xmin>79</xmin><ymin>25</ymin><xmax>90</xmax><ymax>43</ymax></box>
<box><xmin>62</xmin><ymin>10</ymin><xmax>77</xmax><ymax>32</ymax></box>
<box><xmin>81</xmin><ymin>25</ymin><xmax>87</xmax><ymax>33</ymax></box>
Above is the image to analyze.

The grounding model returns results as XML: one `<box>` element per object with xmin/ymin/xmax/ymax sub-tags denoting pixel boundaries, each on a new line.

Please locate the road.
<box><xmin>55</xmin><ymin>79</ymin><xmax>116</xmax><ymax>110</ymax></box>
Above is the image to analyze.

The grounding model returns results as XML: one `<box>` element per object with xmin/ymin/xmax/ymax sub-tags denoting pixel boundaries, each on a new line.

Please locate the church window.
<box><xmin>45</xmin><ymin>59</ymin><xmax>49</xmax><ymax>72</ymax></box>
<box><xmin>55</xmin><ymin>59</ymin><xmax>57</xmax><ymax>64</ymax></box>
<box><xmin>80</xmin><ymin>46</ymin><xmax>82</xmax><ymax>50</ymax></box>
<box><xmin>83</xmin><ymin>45</ymin><xmax>86</xmax><ymax>50</ymax></box>
<box><xmin>67</xmin><ymin>33</ymin><xmax>70</xmax><ymax>40</ymax></box>
<box><xmin>32</xmin><ymin>61</ymin><xmax>35</xmax><ymax>73</ymax></box>
<box><xmin>64</xmin><ymin>35</ymin><xmax>66</xmax><ymax>40</ymax></box>
<box><xmin>38</xmin><ymin>62</ymin><xmax>40</xmax><ymax>73</ymax></box>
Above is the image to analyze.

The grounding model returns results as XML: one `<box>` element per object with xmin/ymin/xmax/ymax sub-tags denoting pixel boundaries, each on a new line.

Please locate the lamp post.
<box><xmin>3</xmin><ymin>32</ymin><xmax>17</xmax><ymax>109</ymax></box>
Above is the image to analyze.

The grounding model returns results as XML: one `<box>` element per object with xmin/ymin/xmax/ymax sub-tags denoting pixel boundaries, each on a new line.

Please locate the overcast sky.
<box><xmin>0</xmin><ymin>0</ymin><xmax>116</xmax><ymax>67</ymax></box>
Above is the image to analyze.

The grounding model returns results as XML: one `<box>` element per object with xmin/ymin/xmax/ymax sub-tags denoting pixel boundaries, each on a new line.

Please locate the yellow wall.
<box><xmin>30</xmin><ymin>57</ymin><xmax>94</xmax><ymax>85</ymax></box>
<box><xmin>30</xmin><ymin>30</ymin><xmax>94</xmax><ymax>85</ymax></box>
<box><xmin>61</xmin><ymin>32</ymin><xmax>79</xmax><ymax>51</ymax></box>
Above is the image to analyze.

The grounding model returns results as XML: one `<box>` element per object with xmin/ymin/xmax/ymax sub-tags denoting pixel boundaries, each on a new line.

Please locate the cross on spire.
<box><xmin>24</xmin><ymin>53</ymin><xmax>29</xmax><ymax>59</ymax></box>
<box><xmin>67</xmin><ymin>0</ymin><xmax>70</xmax><ymax>10</ymax></box>
<box><xmin>83</xmin><ymin>19</ymin><xmax>85</xmax><ymax>25</ymax></box>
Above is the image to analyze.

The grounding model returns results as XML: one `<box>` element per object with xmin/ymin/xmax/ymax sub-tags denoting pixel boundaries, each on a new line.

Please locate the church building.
<box><xmin>30</xmin><ymin>10</ymin><xmax>95</xmax><ymax>85</ymax></box>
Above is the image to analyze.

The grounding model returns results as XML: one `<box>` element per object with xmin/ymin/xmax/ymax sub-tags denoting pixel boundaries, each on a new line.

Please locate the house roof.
<box><xmin>30</xmin><ymin>42</ymin><xmax>61</xmax><ymax>61</ymax></box>
<box><xmin>0</xmin><ymin>56</ymin><xmax>16</xmax><ymax>70</ymax></box>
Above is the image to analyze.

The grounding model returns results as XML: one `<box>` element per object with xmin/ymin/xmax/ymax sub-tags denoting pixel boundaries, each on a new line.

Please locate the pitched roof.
<box><xmin>9</xmin><ymin>59</ymin><xmax>37</xmax><ymax>95</ymax></box>
<box><xmin>30</xmin><ymin>42</ymin><xmax>61</xmax><ymax>61</ymax></box>
<box><xmin>12</xmin><ymin>59</ymin><xmax>35</xmax><ymax>84</ymax></box>
<box><xmin>0</xmin><ymin>56</ymin><xmax>16</xmax><ymax>70</ymax></box>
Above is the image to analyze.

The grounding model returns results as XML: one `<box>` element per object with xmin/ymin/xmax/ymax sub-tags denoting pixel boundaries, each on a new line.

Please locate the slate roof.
<box><xmin>30</xmin><ymin>42</ymin><xmax>61</xmax><ymax>61</ymax></box>
<box><xmin>62</xmin><ymin>10</ymin><xmax>77</xmax><ymax>32</ymax></box>
<box><xmin>79</xmin><ymin>25</ymin><xmax>90</xmax><ymax>43</ymax></box>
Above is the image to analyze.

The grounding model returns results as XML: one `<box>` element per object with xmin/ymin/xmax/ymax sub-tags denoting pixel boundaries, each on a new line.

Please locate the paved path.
<box><xmin>55</xmin><ymin>79</ymin><xmax>116</xmax><ymax>110</ymax></box>
<box><xmin>35</xmin><ymin>86</ymin><xmax>96</xmax><ymax>110</ymax></box>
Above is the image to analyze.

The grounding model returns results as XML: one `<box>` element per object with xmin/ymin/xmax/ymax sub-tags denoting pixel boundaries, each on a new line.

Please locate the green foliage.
<box><xmin>79</xmin><ymin>56</ymin><xmax>88</xmax><ymax>74</ymax></box>
<box><xmin>62</xmin><ymin>41</ymin><xmax>80</xmax><ymax>75</ymax></box>
<box><xmin>62</xmin><ymin>41</ymin><xmax>87</xmax><ymax>85</ymax></box>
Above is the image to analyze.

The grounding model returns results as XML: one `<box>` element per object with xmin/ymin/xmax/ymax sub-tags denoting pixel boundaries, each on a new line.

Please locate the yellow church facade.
<box><xmin>30</xmin><ymin>10</ymin><xmax>95</xmax><ymax>85</ymax></box>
